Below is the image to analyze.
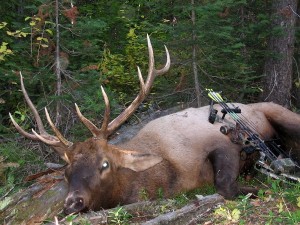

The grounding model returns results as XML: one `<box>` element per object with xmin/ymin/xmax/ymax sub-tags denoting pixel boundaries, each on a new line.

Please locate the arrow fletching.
<box><xmin>206</xmin><ymin>89</ymin><xmax>223</xmax><ymax>103</ymax></box>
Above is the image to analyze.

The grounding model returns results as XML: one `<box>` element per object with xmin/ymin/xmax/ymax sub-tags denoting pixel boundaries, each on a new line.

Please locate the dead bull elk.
<box><xmin>10</xmin><ymin>35</ymin><xmax>300</xmax><ymax>215</ymax></box>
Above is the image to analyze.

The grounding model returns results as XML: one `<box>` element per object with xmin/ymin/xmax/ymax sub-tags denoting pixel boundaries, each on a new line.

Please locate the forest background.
<box><xmin>0</xmin><ymin>0</ymin><xmax>299</xmax><ymax>196</ymax></box>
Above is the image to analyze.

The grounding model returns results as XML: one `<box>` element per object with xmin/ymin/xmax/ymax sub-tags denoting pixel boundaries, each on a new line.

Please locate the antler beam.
<box><xmin>9</xmin><ymin>72</ymin><xmax>72</xmax><ymax>159</ymax></box>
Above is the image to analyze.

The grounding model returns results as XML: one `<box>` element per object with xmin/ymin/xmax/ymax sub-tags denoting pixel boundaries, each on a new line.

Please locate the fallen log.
<box><xmin>142</xmin><ymin>194</ymin><xmax>224</xmax><ymax>225</ymax></box>
<box><xmin>0</xmin><ymin>171</ymin><xmax>67</xmax><ymax>225</ymax></box>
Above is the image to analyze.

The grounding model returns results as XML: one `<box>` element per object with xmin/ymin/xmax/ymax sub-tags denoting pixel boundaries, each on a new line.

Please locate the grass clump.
<box><xmin>108</xmin><ymin>206</ymin><xmax>132</xmax><ymax>225</ymax></box>
<box><xmin>0</xmin><ymin>141</ymin><xmax>44</xmax><ymax>196</ymax></box>
<box><xmin>210</xmin><ymin>178</ymin><xmax>300</xmax><ymax>225</ymax></box>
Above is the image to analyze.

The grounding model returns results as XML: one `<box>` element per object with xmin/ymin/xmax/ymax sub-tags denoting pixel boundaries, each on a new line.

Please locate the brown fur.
<box><xmin>61</xmin><ymin>102</ymin><xmax>300</xmax><ymax>214</ymax></box>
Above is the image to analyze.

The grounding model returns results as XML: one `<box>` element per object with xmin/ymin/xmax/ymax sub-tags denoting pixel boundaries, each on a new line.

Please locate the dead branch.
<box><xmin>142</xmin><ymin>194</ymin><xmax>224</xmax><ymax>225</ymax></box>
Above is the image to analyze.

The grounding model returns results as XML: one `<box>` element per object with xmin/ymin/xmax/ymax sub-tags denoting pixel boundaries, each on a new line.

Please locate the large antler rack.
<box><xmin>9</xmin><ymin>73</ymin><xmax>73</xmax><ymax>159</ymax></box>
<box><xmin>76</xmin><ymin>34</ymin><xmax>171</xmax><ymax>140</ymax></box>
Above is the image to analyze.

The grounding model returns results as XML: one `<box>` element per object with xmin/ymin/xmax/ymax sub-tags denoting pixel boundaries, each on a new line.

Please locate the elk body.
<box><xmin>10</xmin><ymin>36</ymin><xmax>300</xmax><ymax>215</ymax></box>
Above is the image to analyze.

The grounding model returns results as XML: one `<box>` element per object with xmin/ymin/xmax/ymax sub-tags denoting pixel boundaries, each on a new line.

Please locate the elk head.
<box><xmin>10</xmin><ymin>35</ymin><xmax>170</xmax><ymax>214</ymax></box>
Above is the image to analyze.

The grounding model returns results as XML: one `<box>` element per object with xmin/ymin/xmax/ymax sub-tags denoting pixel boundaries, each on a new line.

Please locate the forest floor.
<box><xmin>51</xmin><ymin>175</ymin><xmax>300</xmax><ymax>225</ymax></box>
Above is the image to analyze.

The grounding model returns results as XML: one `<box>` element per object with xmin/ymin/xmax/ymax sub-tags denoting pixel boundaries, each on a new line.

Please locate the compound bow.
<box><xmin>207</xmin><ymin>89</ymin><xmax>300</xmax><ymax>183</ymax></box>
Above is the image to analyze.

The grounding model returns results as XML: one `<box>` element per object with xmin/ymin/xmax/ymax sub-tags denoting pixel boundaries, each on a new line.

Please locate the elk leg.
<box><xmin>208</xmin><ymin>148</ymin><xmax>240</xmax><ymax>199</ymax></box>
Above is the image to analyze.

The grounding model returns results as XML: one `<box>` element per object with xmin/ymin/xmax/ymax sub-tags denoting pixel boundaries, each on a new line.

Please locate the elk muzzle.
<box><xmin>64</xmin><ymin>191</ymin><xmax>90</xmax><ymax>214</ymax></box>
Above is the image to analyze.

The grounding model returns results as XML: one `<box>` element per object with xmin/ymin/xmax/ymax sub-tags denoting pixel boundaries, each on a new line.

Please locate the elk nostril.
<box><xmin>75</xmin><ymin>197</ymin><xmax>84</xmax><ymax>208</ymax></box>
<box><xmin>64</xmin><ymin>197</ymin><xmax>86</xmax><ymax>214</ymax></box>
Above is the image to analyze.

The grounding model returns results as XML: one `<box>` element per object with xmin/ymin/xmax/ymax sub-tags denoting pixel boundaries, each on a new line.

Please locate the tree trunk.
<box><xmin>260</xmin><ymin>0</ymin><xmax>298</xmax><ymax>108</ymax></box>
<box><xmin>55</xmin><ymin>0</ymin><xmax>62</xmax><ymax>125</ymax></box>
<box><xmin>292</xmin><ymin>3</ymin><xmax>300</xmax><ymax>107</ymax></box>
<box><xmin>191</xmin><ymin>0</ymin><xmax>201</xmax><ymax>107</ymax></box>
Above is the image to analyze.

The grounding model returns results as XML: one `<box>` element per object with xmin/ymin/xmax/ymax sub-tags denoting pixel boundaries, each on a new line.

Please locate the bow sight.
<box><xmin>207</xmin><ymin>89</ymin><xmax>300</xmax><ymax>183</ymax></box>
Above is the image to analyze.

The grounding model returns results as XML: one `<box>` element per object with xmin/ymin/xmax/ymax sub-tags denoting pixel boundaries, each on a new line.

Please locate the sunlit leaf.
<box><xmin>21</xmin><ymin>32</ymin><xmax>28</xmax><ymax>37</ymax></box>
<box><xmin>214</xmin><ymin>207</ymin><xmax>228</xmax><ymax>218</ymax></box>
<box><xmin>0</xmin><ymin>45</ymin><xmax>7</xmax><ymax>53</ymax></box>
<box><xmin>127</xmin><ymin>28</ymin><xmax>135</xmax><ymax>38</ymax></box>
<box><xmin>0</xmin><ymin>22</ymin><xmax>7</xmax><ymax>29</ymax></box>
<box><xmin>231</xmin><ymin>209</ymin><xmax>241</xmax><ymax>222</ymax></box>
<box><xmin>36</xmin><ymin>37</ymin><xmax>48</xmax><ymax>43</ymax></box>
<box><xmin>45</xmin><ymin>21</ymin><xmax>55</xmax><ymax>25</ymax></box>
<box><xmin>277</xmin><ymin>201</ymin><xmax>283</xmax><ymax>213</ymax></box>
<box><xmin>45</xmin><ymin>29</ymin><xmax>53</xmax><ymax>36</ymax></box>
<box><xmin>0</xmin><ymin>197</ymin><xmax>12</xmax><ymax>211</ymax></box>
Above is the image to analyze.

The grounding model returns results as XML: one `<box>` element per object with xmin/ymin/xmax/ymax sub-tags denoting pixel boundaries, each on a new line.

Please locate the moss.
<box><xmin>1</xmin><ymin>181</ymin><xmax>67</xmax><ymax>224</ymax></box>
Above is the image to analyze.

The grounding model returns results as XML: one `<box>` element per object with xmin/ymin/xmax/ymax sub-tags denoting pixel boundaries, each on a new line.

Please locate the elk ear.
<box><xmin>117</xmin><ymin>150</ymin><xmax>163</xmax><ymax>172</ymax></box>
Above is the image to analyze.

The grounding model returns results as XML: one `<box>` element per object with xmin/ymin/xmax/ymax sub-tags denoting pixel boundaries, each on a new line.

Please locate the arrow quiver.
<box><xmin>208</xmin><ymin>100</ymin><xmax>218</xmax><ymax>124</ymax></box>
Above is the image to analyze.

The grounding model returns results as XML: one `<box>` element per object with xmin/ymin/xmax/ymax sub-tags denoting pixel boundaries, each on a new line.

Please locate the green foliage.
<box><xmin>0</xmin><ymin>142</ymin><xmax>44</xmax><ymax>196</ymax></box>
<box><xmin>0</xmin><ymin>21</ymin><xmax>29</xmax><ymax>61</ymax></box>
<box><xmin>0</xmin><ymin>156</ymin><xmax>19</xmax><ymax>188</ymax></box>
<box><xmin>157</xmin><ymin>187</ymin><xmax>164</xmax><ymax>200</ymax></box>
<box><xmin>65</xmin><ymin>214</ymin><xmax>78</xmax><ymax>223</ymax></box>
<box><xmin>214</xmin><ymin>206</ymin><xmax>241</xmax><ymax>223</ymax></box>
<box><xmin>99</xmin><ymin>27</ymin><xmax>151</xmax><ymax>103</ymax></box>
<box><xmin>189</xmin><ymin>0</ymin><xmax>270</xmax><ymax>99</ymax></box>
<box><xmin>138</xmin><ymin>188</ymin><xmax>149</xmax><ymax>201</ymax></box>
<box><xmin>108</xmin><ymin>206</ymin><xmax>132</xmax><ymax>225</ymax></box>
<box><xmin>173</xmin><ymin>193</ymin><xmax>190</xmax><ymax>207</ymax></box>
<box><xmin>211</xmin><ymin>178</ymin><xmax>300</xmax><ymax>224</ymax></box>
<box><xmin>173</xmin><ymin>184</ymin><xmax>216</xmax><ymax>207</ymax></box>
<box><xmin>0</xmin><ymin>42</ymin><xmax>13</xmax><ymax>61</ymax></box>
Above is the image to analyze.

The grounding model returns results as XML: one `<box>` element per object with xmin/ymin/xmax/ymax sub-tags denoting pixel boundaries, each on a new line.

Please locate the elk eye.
<box><xmin>101</xmin><ymin>161</ymin><xmax>109</xmax><ymax>170</ymax></box>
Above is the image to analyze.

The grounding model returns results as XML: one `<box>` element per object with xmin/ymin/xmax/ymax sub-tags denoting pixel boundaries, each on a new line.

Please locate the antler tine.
<box><xmin>145</xmin><ymin>34</ymin><xmax>155</xmax><ymax>91</ymax></box>
<box><xmin>9</xmin><ymin>112</ymin><xmax>39</xmax><ymax>140</ymax></box>
<box><xmin>75</xmin><ymin>103</ymin><xmax>101</xmax><ymax>137</ymax></box>
<box><xmin>75</xmin><ymin>86</ymin><xmax>111</xmax><ymax>139</ymax></box>
<box><xmin>9</xmin><ymin>72</ymin><xmax>49</xmax><ymax>141</ymax></box>
<box><xmin>45</xmin><ymin>108</ymin><xmax>73</xmax><ymax>147</ymax></box>
<box><xmin>137</xmin><ymin>66</ymin><xmax>146</xmax><ymax>95</ymax></box>
<box><xmin>145</xmin><ymin>34</ymin><xmax>171</xmax><ymax>91</ymax></box>
<box><xmin>99</xmin><ymin>86</ymin><xmax>111</xmax><ymax>137</ymax></box>
<box><xmin>156</xmin><ymin>45</ymin><xmax>170</xmax><ymax>75</ymax></box>
<box><xmin>19</xmin><ymin>72</ymin><xmax>47</xmax><ymax>135</ymax></box>
<box><xmin>106</xmin><ymin>35</ymin><xmax>170</xmax><ymax>136</ymax></box>
<box><xmin>31</xmin><ymin>129</ymin><xmax>60</xmax><ymax>146</ymax></box>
